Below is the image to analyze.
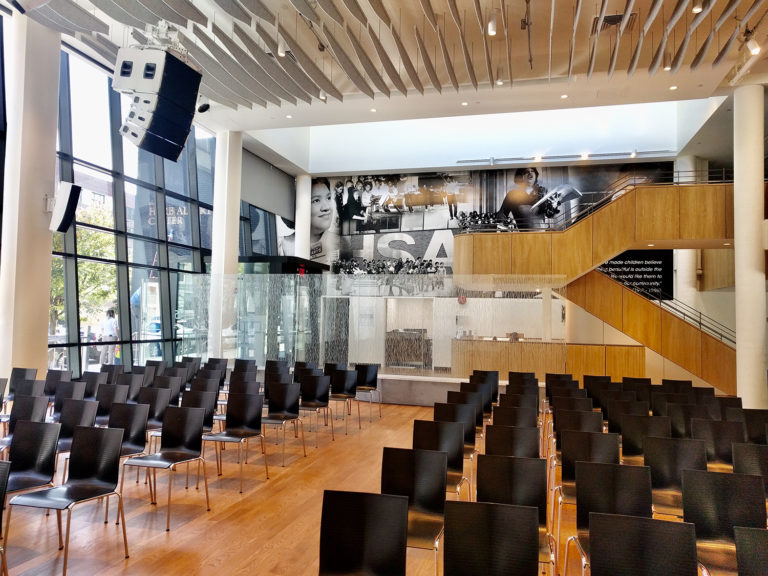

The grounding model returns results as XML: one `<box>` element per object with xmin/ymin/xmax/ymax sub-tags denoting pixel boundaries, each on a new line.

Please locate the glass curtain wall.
<box><xmin>49</xmin><ymin>51</ymin><xmax>214</xmax><ymax>375</ymax></box>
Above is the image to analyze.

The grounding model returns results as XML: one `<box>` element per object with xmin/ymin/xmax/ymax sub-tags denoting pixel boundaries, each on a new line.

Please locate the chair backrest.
<box><xmin>606</xmin><ymin>400</ymin><xmax>649</xmax><ymax>433</ymax></box>
<box><xmin>266</xmin><ymin>382</ymin><xmax>300</xmax><ymax>417</ymax></box>
<box><xmin>574</xmin><ymin>461</ymin><xmax>652</xmax><ymax>530</ymax></box>
<box><xmin>160</xmin><ymin>406</ymin><xmax>204</xmax><ymax>454</ymax></box>
<box><xmin>205</xmin><ymin>357</ymin><xmax>229</xmax><ymax>371</ymax></box>
<box><xmin>460</xmin><ymin>380</ymin><xmax>492</xmax><ymax>415</ymax></box>
<box><xmin>8</xmin><ymin>394</ymin><xmax>49</xmax><ymax>434</ymax></box>
<box><xmin>725</xmin><ymin>408</ymin><xmax>768</xmax><ymax>444</ymax></box>
<box><xmin>44</xmin><ymin>369</ymin><xmax>72</xmax><ymax>396</ymax></box>
<box><xmin>189</xmin><ymin>377</ymin><xmax>220</xmax><ymax>394</ymax></box>
<box><xmin>484</xmin><ymin>425</ymin><xmax>540</xmax><ymax>458</ymax></box>
<box><xmin>471</xmin><ymin>370</ymin><xmax>499</xmax><ymax>403</ymax></box>
<box><xmin>621</xmin><ymin>378</ymin><xmax>652</xmax><ymax>403</ymax></box>
<box><xmin>553</xmin><ymin>409</ymin><xmax>603</xmax><ymax>448</ymax></box>
<box><xmin>95</xmin><ymin>383</ymin><xmax>130</xmax><ymax>416</ymax></box>
<box><xmin>592</xmin><ymin>389</ymin><xmax>637</xmax><ymax>415</ymax></box>
<box><xmin>412</xmin><ymin>419</ymin><xmax>464</xmax><ymax>473</ymax></box>
<box><xmin>692</xmin><ymin>387</ymin><xmax>715</xmax><ymax>402</ymax></box>
<box><xmin>137</xmin><ymin>386</ymin><xmax>171</xmax><ymax>422</ymax></box>
<box><xmin>300</xmin><ymin>374</ymin><xmax>331</xmax><ymax>404</ymax></box>
<box><xmin>9</xmin><ymin>420</ymin><xmax>61</xmax><ymax>481</ymax></box>
<box><xmin>476</xmin><ymin>455</ymin><xmax>547</xmax><ymax>526</ymax></box>
<box><xmin>180</xmin><ymin>390</ymin><xmax>217</xmax><ymax>430</ymax></box>
<box><xmin>132</xmin><ymin>365</ymin><xmax>157</xmax><ymax>388</ymax></box>
<box><xmin>233</xmin><ymin>358</ymin><xmax>257</xmax><ymax>373</ymax></box>
<box><xmin>228</xmin><ymin>370</ymin><xmax>258</xmax><ymax>386</ymax></box>
<box><xmin>549</xmin><ymin>386</ymin><xmax>587</xmax><ymax>399</ymax></box>
<box><xmin>8</xmin><ymin>367</ymin><xmax>37</xmax><ymax>395</ymax></box>
<box><xmin>355</xmin><ymin>363</ymin><xmax>379</xmax><ymax>389</ymax></box>
<box><xmin>324</xmin><ymin>362</ymin><xmax>346</xmax><ymax>376</ymax></box>
<box><xmin>643</xmin><ymin>436</ymin><xmax>707</xmax><ymax>490</ymax></box>
<box><xmin>735</xmin><ymin>526</ymin><xmax>768</xmax><ymax>576</ymax></box>
<box><xmin>661</xmin><ymin>378</ymin><xmax>693</xmax><ymax>394</ymax></box>
<box><xmin>293</xmin><ymin>360</ymin><xmax>317</xmax><ymax>371</ymax></box>
<box><xmin>293</xmin><ymin>367</ymin><xmax>322</xmax><ymax>385</ymax></box>
<box><xmin>264</xmin><ymin>359</ymin><xmax>288</xmax><ymax>374</ymax></box>
<box><xmin>444</xmin><ymin>501</ymin><xmax>539</xmax><ymax>576</ymax></box>
<box><xmin>715</xmin><ymin>396</ymin><xmax>742</xmax><ymax>419</ymax></box>
<box><xmin>381</xmin><ymin>447</ymin><xmax>447</xmax><ymax>515</ymax></box>
<box><xmin>81</xmin><ymin>370</ymin><xmax>108</xmax><ymax>399</ymax></box>
<box><xmin>330</xmin><ymin>369</ymin><xmax>357</xmax><ymax>396</ymax></box>
<box><xmin>0</xmin><ymin>460</ymin><xmax>10</xmax><ymax>528</ymax></box>
<box><xmin>434</xmin><ymin>402</ymin><xmax>476</xmax><ymax>445</ymax></box>
<box><xmin>732</xmin><ymin>442</ymin><xmax>768</xmax><ymax>491</ymax></box>
<box><xmin>67</xmin><ymin>426</ymin><xmax>123</xmax><ymax>488</ymax></box>
<box><xmin>116</xmin><ymin>373</ymin><xmax>144</xmax><ymax>403</ymax></box>
<box><xmin>15</xmin><ymin>379</ymin><xmax>45</xmax><ymax>397</ymax></box>
<box><xmin>52</xmin><ymin>380</ymin><xmax>86</xmax><ymax>415</ymax></box>
<box><xmin>582</xmin><ymin>374</ymin><xmax>611</xmax><ymax>391</ymax></box>
<box><xmin>498</xmin><ymin>393</ymin><xmax>538</xmax><ymax>409</ymax></box>
<box><xmin>690</xmin><ymin>418</ymin><xmax>746</xmax><ymax>463</ymax></box>
<box><xmin>651</xmin><ymin>391</ymin><xmax>693</xmax><ymax>416</ymax></box>
<box><xmin>153</xmin><ymin>375</ymin><xmax>183</xmax><ymax>406</ymax></box>
<box><xmin>561</xmin><ymin>430</ymin><xmax>620</xmax><ymax>482</ymax></box>
<box><xmin>108</xmin><ymin>402</ymin><xmax>150</xmax><ymax>450</ymax></box>
<box><xmin>583</xmin><ymin>381</ymin><xmax>623</xmax><ymax>406</ymax></box>
<box><xmin>446</xmin><ymin>390</ymin><xmax>483</xmax><ymax>427</ymax></box>
<box><xmin>228</xmin><ymin>379</ymin><xmax>261</xmax><ymax>396</ymax></box>
<box><xmin>174</xmin><ymin>360</ymin><xmax>196</xmax><ymax>384</ymax></box>
<box><xmin>550</xmin><ymin>396</ymin><xmax>593</xmax><ymax>412</ymax></box>
<box><xmin>682</xmin><ymin>469</ymin><xmax>767</xmax><ymax>541</ymax></box>
<box><xmin>505</xmin><ymin>382</ymin><xmax>540</xmax><ymax>396</ymax></box>
<box><xmin>666</xmin><ymin>403</ymin><xmax>712</xmax><ymax>438</ymax></box>
<box><xmin>620</xmin><ymin>414</ymin><xmax>672</xmax><ymax>456</ymax></box>
<box><xmin>545</xmin><ymin>373</ymin><xmax>573</xmax><ymax>385</ymax></box>
<box><xmin>224</xmin><ymin>393</ymin><xmax>264</xmax><ymax>432</ymax></box>
<box><xmin>58</xmin><ymin>398</ymin><xmax>98</xmax><ymax>440</ymax></box>
<box><xmin>100</xmin><ymin>364</ymin><xmax>124</xmax><ymax>384</ymax></box>
<box><xmin>181</xmin><ymin>356</ymin><xmax>202</xmax><ymax>375</ymax></box>
<box><xmin>545</xmin><ymin>380</ymin><xmax>579</xmax><ymax>400</ymax></box>
<box><xmin>146</xmin><ymin>359</ymin><xmax>167</xmax><ymax>377</ymax></box>
<box><xmin>319</xmin><ymin>490</ymin><xmax>408</xmax><ymax>576</ymax></box>
<box><xmin>492</xmin><ymin>405</ymin><xmax>538</xmax><ymax>428</ymax></box>
<box><xmin>508</xmin><ymin>371</ymin><xmax>536</xmax><ymax>387</ymax></box>
<box><xmin>164</xmin><ymin>367</ymin><xmax>188</xmax><ymax>382</ymax></box>
<box><xmin>589</xmin><ymin>513</ymin><xmax>698</xmax><ymax>576</ymax></box>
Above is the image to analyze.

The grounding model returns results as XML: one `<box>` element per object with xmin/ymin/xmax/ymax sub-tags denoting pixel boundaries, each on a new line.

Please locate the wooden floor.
<box><xmin>5</xmin><ymin>403</ymin><xmax>448</xmax><ymax>576</ymax></box>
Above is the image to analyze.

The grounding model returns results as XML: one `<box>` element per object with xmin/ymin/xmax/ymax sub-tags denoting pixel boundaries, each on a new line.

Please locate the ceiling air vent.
<box><xmin>591</xmin><ymin>13</ymin><xmax>637</xmax><ymax>35</ymax></box>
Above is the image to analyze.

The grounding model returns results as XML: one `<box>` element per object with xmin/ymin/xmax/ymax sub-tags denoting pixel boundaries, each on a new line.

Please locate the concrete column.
<box><xmin>0</xmin><ymin>16</ymin><xmax>60</xmax><ymax>376</ymax></box>
<box><xmin>294</xmin><ymin>174</ymin><xmax>311</xmax><ymax>259</ymax></box>
<box><xmin>733</xmin><ymin>84</ymin><xmax>767</xmax><ymax>408</ymax></box>
<box><xmin>541</xmin><ymin>288</ymin><xmax>552</xmax><ymax>341</ymax></box>
<box><xmin>208</xmin><ymin>131</ymin><xmax>242</xmax><ymax>358</ymax></box>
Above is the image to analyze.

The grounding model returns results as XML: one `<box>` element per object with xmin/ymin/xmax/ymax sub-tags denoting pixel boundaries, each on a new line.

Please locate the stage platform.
<box><xmin>374</xmin><ymin>374</ymin><xmax>533</xmax><ymax>406</ymax></box>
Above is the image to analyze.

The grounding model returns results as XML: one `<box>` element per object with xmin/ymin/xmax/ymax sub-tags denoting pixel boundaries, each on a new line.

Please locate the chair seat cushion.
<box><xmin>11</xmin><ymin>482</ymin><xmax>116</xmax><ymax>510</ymax></box>
<box><xmin>7</xmin><ymin>473</ymin><xmax>53</xmax><ymax>494</ymax></box>
<box><xmin>407</xmin><ymin>509</ymin><xmax>444</xmax><ymax>550</ymax></box>
<box><xmin>696</xmin><ymin>539</ymin><xmax>737</xmax><ymax>575</ymax></box>
<box><xmin>652</xmin><ymin>489</ymin><xmax>683</xmax><ymax>518</ymax></box>
<box><xmin>123</xmin><ymin>450</ymin><xmax>200</xmax><ymax>469</ymax></box>
<box><xmin>263</xmin><ymin>415</ymin><xmax>298</xmax><ymax>424</ymax></box>
<box><xmin>300</xmin><ymin>401</ymin><xmax>328</xmax><ymax>409</ymax></box>
<box><xmin>204</xmin><ymin>430</ymin><xmax>260</xmax><ymax>442</ymax></box>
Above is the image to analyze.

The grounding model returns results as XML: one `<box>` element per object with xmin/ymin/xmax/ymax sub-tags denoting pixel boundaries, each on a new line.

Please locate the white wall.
<box><xmin>241</xmin><ymin>149</ymin><xmax>295</xmax><ymax>219</ymax></box>
<box><xmin>347</xmin><ymin>297</ymin><xmax>386</xmax><ymax>365</ymax></box>
<box><xmin>673</xmin><ymin>249</ymin><xmax>735</xmax><ymax>330</ymax></box>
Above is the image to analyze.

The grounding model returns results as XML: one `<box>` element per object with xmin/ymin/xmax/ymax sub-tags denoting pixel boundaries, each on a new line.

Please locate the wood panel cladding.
<box><xmin>679</xmin><ymin>185</ymin><xmax>727</xmax><ymax>239</ymax></box>
<box><xmin>660</xmin><ymin>309</ymin><xmax>702</xmax><ymax>376</ymax></box>
<box><xmin>605</xmin><ymin>345</ymin><xmax>646</xmax><ymax>380</ymax></box>
<box><xmin>700</xmin><ymin>334</ymin><xmax>736</xmax><ymax>396</ymax></box>
<box><xmin>472</xmin><ymin>234</ymin><xmax>512</xmax><ymax>275</ymax></box>
<box><xmin>566</xmin><ymin>344</ymin><xmax>606</xmax><ymax>383</ymax></box>
<box><xmin>511</xmin><ymin>233</ymin><xmax>552</xmax><ymax>276</ymax></box>
<box><xmin>453</xmin><ymin>234</ymin><xmax>473</xmax><ymax>276</ymax></box>
<box><xmin>592</xmin><ymin>192</ymin><xmax>636</xmax><ymax>266</ymax></box>
<box><xmin>635</xmin><ymin>186</ymin><xmax>680</xmax><ymax>240</ymax></box>
<box><xmin>621</xmin><ymin>285</ymin><xmax>662</xmax><ymax>353</ymax></box>
<box><xmin>552</xmin><ymin>219</ymin><xmax>592</xmax><ymax>281</ymax></box>
<box><xmin>585</xmin><ymin>271</ymin><xmax>623</xmax><ymax>331</ymax></box>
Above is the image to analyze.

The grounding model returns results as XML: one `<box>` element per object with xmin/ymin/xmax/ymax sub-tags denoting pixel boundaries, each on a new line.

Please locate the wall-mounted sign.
<box><xmin>602</xmin><ymin>250</ymin><xmax>673</xmax><ymax>300</ymax></box>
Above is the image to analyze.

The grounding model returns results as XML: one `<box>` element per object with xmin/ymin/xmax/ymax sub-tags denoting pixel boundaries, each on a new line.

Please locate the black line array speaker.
<box><xmin>113</xmin><ymin>47</ymin><xmax>202</xmax><ymax>162</ymax></box>
<box><xmin>49</xmin><ymin>181</ymin><xmax>81</xmax><ymax>233</ymax></box>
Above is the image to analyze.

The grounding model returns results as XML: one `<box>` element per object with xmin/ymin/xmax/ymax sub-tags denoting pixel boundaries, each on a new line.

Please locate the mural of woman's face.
<box><xmin>311</xmin><ymin>180</ymin><xmax>333</xmax><ymax>238</ymax></box>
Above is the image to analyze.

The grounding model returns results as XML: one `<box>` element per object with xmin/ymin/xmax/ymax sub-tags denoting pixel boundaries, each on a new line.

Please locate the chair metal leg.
<box><xmin>282</xmin><ymin>422</ymin><xmax>287</xmax><ymax>466</ymax></box>
<box><xmin>166</xmin><ymin>467</ymin><xmax>174</xmax><ymax>531</ymax></box>
<box><xmin>299</xmin><ymin>419</ymin><xmax>306</xmax><ymax>457</ymax></box>
<box><xmin>62</xmin><ymin>508</ymin><xmax>72</xmax><ymax>576</ymax></box>
<box><xmin>118</xmin><ymin>494</ymin><xmax>129</xmax><ymax>558</ymax></box>
<box><xmin>56</xmin><ymin>509</ymin><xmax>64</xmax><ymax>549</ymax></box>
<box><xmin>261</xmin><ymin>435</ymin><xmax>269</xmax><ymax>479</ymax></box>
<box><xmin>201</xmin><ymin>458</ymin><xmax>210</xmax><ymax>511</ymax></box>
<box><xmin>1</xmin><ymin>544</ymin><xmax>8</xmax><ymax>576</ymax></box>
<box><xmin>238</xmin><ymin>443</ymin><xmax>244</xmax><ymax>493</ymax></box>
<box><xmin>103</xmin><ymin>493</ymin><xmax>109</xmax><ymax>524</ymax></box>
<box><xmin>328</xmin><ymin>407</ymin><xmax>334</xmax><ymax>440</ymax></box>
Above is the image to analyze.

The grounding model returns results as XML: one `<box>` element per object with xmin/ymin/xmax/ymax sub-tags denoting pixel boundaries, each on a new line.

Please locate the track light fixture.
<box><xmin>747</xmin><ymin>38</ymin><xmax>761</xmax><ymax>55</ymax></box>
<box><xmin>692</xmin><ymin>1</ymin><xmax>703</xmax><ymax>13</ymax></box>
<box><xmin>488</xmin><ymin>13</ymin><xmax>497</xmax><ymax>36</ymax></box>
<box><xmin>277</xmin><ymin>38</ymin><xmax>286</xmax><ymax>57</ymax></box>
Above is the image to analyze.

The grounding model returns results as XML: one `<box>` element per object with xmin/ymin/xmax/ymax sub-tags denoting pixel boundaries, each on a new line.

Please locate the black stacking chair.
<box><xmin>582</xmin><ymin>374</ymin><xmax>611</xmax><ymax>392</ymax></box>
<box><xmin>121</xmin><ymin>406</ymin><xmax>210</xmax><ymax>531</ymax></box>
<box><xmin>7</xmin><ymin>426</ymin><xmax>128</xmax><ymax>576</ymax></box>
<box><xmin>138</xmin><ymin>386</ymin><xmax>171</xmax><ymax>432</ymax></box>
<box><xmin>619</xmin><ymin>414</ymin><xmax>671</xmax><ymax>464</ymax></box>
<box><xmin>472</xmin><ymin>370</ymin><xmax>499</xmax><ymax>405</ymax></box>
<box><xmin>643</xmin><ymin>436</ymin><xmax>707</xmax><ymax>517</ymax></box>
<box><xmin>735</xmin><ymin>526</ymin><xmax>768</xmax><ymax>576</ymax></box>
<box><xmin>108</xmin><ymin>402</ymin><xmax>150</xmax><ymax>460</ymax></box>
<box><xmin>413</xmin><ymin>419</ymin><xmax>469</xmax><ymax>500</ymax></box>
<box><xmin>173</xmin><ymin>360</ymin><xmax>195</xmax><ymax>385</ymax></box>
<box><xmin>666</xmin><ymin>403</ymin><xmax>711</xmax><ymax>438</ymax></box>
<box><xmin>233</xmin><ymin>358</ymin><xmax>257</xmax><ymax>373</ymax></box>
<box><xmin>691</xmin><ymin>418</ymin><xmax>746</xmax><ymax>471</ymax></box>
<box><xmin>560</xmin><ymin>431</ymin><xmax>620</xmax><ymax>485</ymax></box>
<box><xmin>323</xmin><ymin>362</ymin><xmax>345</xmax><ymax>375</ymax></box>
<box><xmin>552</xmin><ymin>409</ymin><xmax>603</xmax><ymax>450</ymax></box>
<box><xmin>493</xmin><ymin>405</ymin><xmax>538</xmax><ymax>428</ymax></box>
<box><xmin>583</xmin><ymin>380</ymin><xmax>623</xmax><ymax>411</ymax></box>
<box><xmin>0</xmin><ymin>394</ymin><xmax>49</xmax><ymax>451</ymax></box>
<box><xmin>4</xmin><ymin>367</ymin><xmax>37</xmax><ymax>404</ymax></box>
<box><xmin>606</xmin><ymin>399</ymin><xmax>649</xmax><ymax>434</ymax></box>
<box><xmin>50</xmin><ymin>381</ymin><xmax>86</xmax><ymax>422</ymax></box>
<box><xmin>588</xmin><ymin>513</ymin><xmax>698</xmax><ymax>576</ymax></box>
<box><xmin>293</xmin><ymin>360</ymin><xmax>316</xmax><ymax>371</ymax></box>
<box><xmin>592</xmin><ymin>389</ymin><xmax>636</xmax><ymax>417</ymax></box>
<box><xmin>145</xmin><ymin>359</ymin><xmax>167</xmax><ymax>378</ymax></box>
<box><xmin>180</xmin><ymin>390</ymin><xmax>217</xmax><ymax>432</ymax></box>
<box><xmin>116</xmin><ymin>373</ymin><xmax>143</xmax><ymax>403</ymax></box>
<box><xmin>549</xmin><ymin>386</ymin><xmax>587</xmax><ymax>400</ymax></box>
<box><xmin>153</xmin><ymin>375</ymin><xmax>183</xmax><ymax>407</ymax></box>
<box><xmin>94</xmin><ymin>383</ymin><xmax>129</xmax><ymax>426</ymax></box>
<box><xmin>714</xmin><ymin>396</ymin><xmax>742</xmax><ymax>420</ymax></box>
<box><xmin>443</xmin><ymin>501</ymin><xmax>539</xmax><ymax>576</ymax></box>
<box><xmin>550</xmin><ymin>396</ymin><xmax>593</xmax><ymax>413</ymax></box>
<box><xmin>434</xmin><ymin>402</ymin><xmax>477</xmax><ymax>457</ymax></box>
<box><xmin>44</xmin><ymin>369</ymin><xmax>72</xmax><ymax>402</ymax></box>
<box><xmin>0</xmin><ymin>460</ymin><xmax>9</xmax><ymax>574</ymax></box>
<box><xmin>100</xmin><ymin>364</ymin><xmax>123</xmax><ymax>384</ymax></box>
<box><xmin>661</xmin><ymin>378</ymin><xmax>693</xmax><ymax>394</ymax></box>
<box><xmin>475</xmin><ymin>455</ymin><xmax>553</xmax><ymax>575</ymax></box>
<box><xmin>80</xmin><ymin>371</ymin><xmax>108</xmax><ymax>400</ymax></box>
<box><xmin>56</xmin><ymin>399</ymin><xmax>98</xmax><ymax>457</ymax></box>
<box><xmin>381</xmin><ymin>447</ymin><xmax>446</xmax><ymax>561</ymax></box>
<box><xmin>262</xmin><ymin>382</ymin><xmax>306</xmax><ymax>467</ymax></box>
<box><xmin>651</xmin><ymin>391</ymin><xmax>693</xmax><ymax>416</ymax></box>
<box><xmin>189</xmin><ymin>377</ymin><xmax>220</xmax><ymax>395</ymax></box>
<box><xmin>355</xmin><ymin>363</ymin><xmax>381</xmax><ymax>421</ymax></box>
<box><xmin>13</xmin><ymin>379</ymin><xmax>45</xmax><ymax>398</ymax></box>
<box><xmin>299</xmin><ymin>374</ymin><xmax>334</xmax><ymax>447</ymax></box>
<box><xmin>203</xmin><ymin>393</ymin><xmax>268</xmax><ymax>491</ymax></box>
<box><xmin>446</xmin><ymin>390</ymin><xmax>484</xmax><ymax>429</ymax></box>
<box><xmin>181</xmin><ymin>356</ymin><xmax>201</xmax><ymax>376</ymax></box>
<box><xmin>498</xmin><ymin>393</ymin><xmax>539</xmax><ymax>409</ymax></box>
<box><xmin>7</xmin><ymin>420</ymin><xmax>61</xmax><ymax>497</ymax></box>
<box><xmin>228</xmin><ymin>378</ymin><xmax>260</xmax><ymax>396</ymax></box>
<box><xmin>682</xmin><ymin>469</ymin><xmax>767</xmax><ymax>575</ymax></box>
<box><xmin>508</xmin><ymin>371</ymin><xmax>537</xmax><ymax>386</ymax></box>
<box><xmin>485</xmin><ymin>425</ymin><xmax>540</xmax><ymax>458</ymax></box>
<box><xmin>566</xmin><ymin>462</ymin><xmax>653</xmax><ymax>576</ymax></box>
<box><xmin>725</xmin><ymin>408</ymin><xmax>768</xmax><ymax>444</ymax></box>
<box><xmin>621</xmin><ymin>377</ymin><xmax>652</xmax><ymax>403</ymax></box>
<box><xmin>460</xmin><ymin>380</ymin><xmax>492</xmax><ymax>421</ymax></box>
<box><xmin>293</xmin><ymin>366</ymin><xmax>321</xmax><ymax>387</ymax></box>
<box><xmin>329</xmin><ymin>369</ymin><xmax>360</xmax><ymax>434</ymax></box>
<box><xmin>131</xmin><ymin>365</ymin><xmax>156</xmax><ymax>389</ymax></box>
<box><xmin>506</xmin><ymin>382</ymin><xmax>540</xmax><ymax>397</ymax></box>
<box><xmin>732</xmin><ymin>442</ymin><xmax>768</xmax><ymax>492</ymax></box>
<box><xmin>318</xmin><ymin>490</ymin><xmax>408</xmax><ymax>576</ymax></box>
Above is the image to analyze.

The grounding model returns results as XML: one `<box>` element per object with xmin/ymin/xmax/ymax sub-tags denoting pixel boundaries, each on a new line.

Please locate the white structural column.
<box><xmin>0</xmin><ymin>16</ymin><xmax>60</xmax><ymax>376</ymax></box>
<box><xmin>294</xmin><ymin>174</ymin><xmax>311</xmax><ymax>260</ymax></box>
<box><xmin>733</xmin><ymin>84</ymin><xmax>768</xmax><ymax>408</ymax></box>
<box><xmin>208</xmin><ymin>131</ymin><xmax>243</xmax><ymax>357</ymax></box>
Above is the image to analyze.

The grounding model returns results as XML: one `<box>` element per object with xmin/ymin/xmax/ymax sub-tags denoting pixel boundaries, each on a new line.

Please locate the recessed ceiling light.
<box><xmin>669</xmin><ymin>85</ymin><xmax>678</xmax><ymax>91</ymax></box>
<box><xmin>496</xmin><ymin>78</ymin><xmax>504</xmax><ymax>86</ymax></box>
<box><xmin>533</xmin><ymin>154</ymin><xmax>542</xmax><ymax>162</ymax></box>
<box><xmin>647</xmin><ymin>243</ymin><xmax>655</xmax><ymax>247</ymax></box>
<box><xmin>461</xmin><ymin>101</ymin><xmax>469</xmax><ymax>106</ymax></box>
<box><xmin>724</xmin><ymin>242</ymin><xmax>732</xmax><ymax>246</ymax></box>
<box><xmin>692</xmin><ymin>1</ymin><xmax>703</xmax><ymax>13</ymax></box>
<box><xmin>580</xmin><ymin>152</ymin><xmax>589</xmax><ymax>160</ymax></box>
<box><xmin>561</xmin><ymin>94</ymin><xmax>568</xmax><ymax>99</ymax></box>
<box><xmin>285</xmin><ymin>114</ymin><xmax>292</xmax><ymax>119</ymax></box>
<box><xmin>630</xmin><ymin>149</ymin><xmax>637</xmax><ymax>158</ymax></box>
<box><xmin>370</xmin><ymin>108</ymin><xmax>376</xmax><ymax>112</ymax></box>
<box><xmin>319</xmin><ymin>90</ymin><xmax>327</xmax><ymax>100</ymax></box>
